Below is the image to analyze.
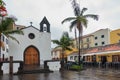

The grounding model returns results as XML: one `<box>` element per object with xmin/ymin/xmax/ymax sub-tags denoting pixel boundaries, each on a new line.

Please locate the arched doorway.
<box><xmin>24</xmin><ymin>46</ymin><xmax>40</xmax><ymax>65</ymax></box>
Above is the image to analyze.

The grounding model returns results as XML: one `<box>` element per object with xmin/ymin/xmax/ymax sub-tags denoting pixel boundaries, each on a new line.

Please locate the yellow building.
<box><xmin>83</xmin><ymin>43</ymin><xmax>120</xmax><ymax>62</ymax></box>
<box><xmin>110</xmin><ymin>29</ymin><xmax>120</xmax><ymax>44</ymax></box>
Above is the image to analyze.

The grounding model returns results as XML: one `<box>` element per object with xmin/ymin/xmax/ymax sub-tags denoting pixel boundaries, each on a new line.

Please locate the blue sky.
<box><xmin>4</xmin><ymin>0</ymin><xmax>120</xmax><ymax>47</ymax></box>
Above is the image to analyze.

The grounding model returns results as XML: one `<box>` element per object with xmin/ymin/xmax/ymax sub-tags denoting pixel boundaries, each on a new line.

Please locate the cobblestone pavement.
<box><xmin>0</xmin><ymin>68</ymin><xmax>120</xmax><ymax>80</ymax></box>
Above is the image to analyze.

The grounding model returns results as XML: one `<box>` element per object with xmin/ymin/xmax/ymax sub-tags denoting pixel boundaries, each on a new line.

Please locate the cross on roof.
<box><xmin>30</xmin><ymin>22</ymin><xmax>33</xmax><ymax>26</ymax></box>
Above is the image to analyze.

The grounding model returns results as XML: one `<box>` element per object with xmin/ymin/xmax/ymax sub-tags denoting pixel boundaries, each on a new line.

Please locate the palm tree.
<box><xmin>0</xmin><ymin>17</ymin><xmax>24</xmax><ymax>43</ymax></box>
<box><xmin>62</xmin><ymin>1</ymin><xmax>98</xmax><ymax>65</ymax></box>
<box><xmin>52</xmin><ymin>32</ymin><xmax>73</xmax><ymax>70</ymax></box>
<box><xmin>0</xmin><ymin>17</ymin><xmax>23</xmax><ymax>62</ymax></box>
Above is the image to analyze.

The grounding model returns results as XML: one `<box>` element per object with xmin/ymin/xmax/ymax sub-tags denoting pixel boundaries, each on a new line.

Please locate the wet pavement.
<box><xmin>0</xmin><ymin>68</ymin><xmax>120</xmax><ymax>80</ymax></box>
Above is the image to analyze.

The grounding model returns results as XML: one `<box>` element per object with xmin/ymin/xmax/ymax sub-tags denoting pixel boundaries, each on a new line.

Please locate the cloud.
<box><xmin>4</xmin><ymin>0</ymin><xmax>120</xmax><ymax>48</ymax></box>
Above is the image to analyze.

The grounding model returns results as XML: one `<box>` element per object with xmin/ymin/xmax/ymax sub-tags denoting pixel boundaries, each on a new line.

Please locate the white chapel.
<box><xmin>8</xmin><ymin>17</ymin><xmax>52</xmax><ymax>65</ymax></box>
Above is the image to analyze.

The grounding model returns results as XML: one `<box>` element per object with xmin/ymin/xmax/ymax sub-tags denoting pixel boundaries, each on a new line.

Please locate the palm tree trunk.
<box><xmin>78</xmin><ymin>30</ymin><xmax>80</xmax><ymax>65</ymax></box>
<box><xmin>74</xmin><ymin>27</ymin><xmax>78</xmax><ymax>48</ymax></box>
<box><xmin>60</xmin><ymin>49</ymin><xmax>65</xmax><ymax>70</ymax></box>
<box><xmin>77</xmin><ymin>23</ymin><xmax>83</xmax><ymax>65</ymax></box>
<box><xmin>0</xmin><ymin>33</ymin><xmax>1</xmax><ymax>62</ymax></box>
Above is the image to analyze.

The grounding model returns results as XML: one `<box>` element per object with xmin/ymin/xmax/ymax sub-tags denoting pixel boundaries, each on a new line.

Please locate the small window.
<box><xmin>95</xmin><ymin>37</ymin><xmax>97</xmax><ymax>40</ymax></box>
<box><xmin>70</xmin><ymin>56</ymin><xmax>73</xmax><ymax>60</ymax></box>
<box><xmin>101</xmin><ymin>35</ymin><xmax>104</xmax><ymax>38</ymax></box>
<box><xmin>95</xmin><ymin>43</ymin><xmax>98</xmax><ymax>46</ymax></box>
<box><xmin>6</xmin><ymin>48</ymin><xmax>9</xmax><ymax>52</ymax></box>
<box><xmin>86</xmin><ymin>38</ymin><xmax>89</xmax><ymax>42</ymax></box>
<box><xmin>2</xmin><ymin>36</ymin><xmax>4</xmax><ymax>41</ymax></box>
<box><xmin>28</xmin><ymin>33</ymin><xmax>35</xmax><ymax>39</ymax></box>
<box><xmin>102</xmin><ymin>42</ymin><xmax>105</xmax><ymax>45</ymax></box>
<box><xmin>74</xmin><ymin>56</ymin><xmax>78</xmax><ymax>60</ymax></box>
<box><xmin>6</xmin><ymin>39</ymin><xmax>8</xmax><ymax>44</ymax></box>
<box><xmin>17</xmin><ymin>27</ymin><xmax>19</xmax><ymax>30</ymax></box>
<box><xmin>2</xmin><ymin>46</ymin><xmax>5</xmax><ymax>51</ymax></box>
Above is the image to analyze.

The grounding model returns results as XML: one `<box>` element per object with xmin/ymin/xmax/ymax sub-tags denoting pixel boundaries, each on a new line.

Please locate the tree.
<box><xmin>0</xmin><ymin>17</ymin><xmax>24</xmax><ymax>43</ymax></box>
<box><xmin>52</xmin><ymin>32</ymin><xmax>73</xmax><ymax>70</ymax></box>
<box><xmin>62</xmin><ymin>0</ymin><xmax>98</xmax><ymax>65</ymax></box>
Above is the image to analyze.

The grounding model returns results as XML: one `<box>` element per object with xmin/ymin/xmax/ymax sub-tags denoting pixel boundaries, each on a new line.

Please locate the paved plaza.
<box><xmin>0</xmin><ymin>68</ymin><xmax>120</xmax><ymax>80</ymax></box>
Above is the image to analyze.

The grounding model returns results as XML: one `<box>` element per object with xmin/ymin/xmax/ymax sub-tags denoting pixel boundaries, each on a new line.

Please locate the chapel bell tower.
<box><xmin>40</xmin><ymin>16</ymin><xmax>50</xmax><ymax>33</ymax></box>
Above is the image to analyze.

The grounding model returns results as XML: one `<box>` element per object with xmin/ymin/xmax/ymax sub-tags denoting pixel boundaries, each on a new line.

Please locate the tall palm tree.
<box><xmin>52</xmin><ymin>32</ymin><xmax>73</xmax><ymax>70</ymax></box>
<box><xmin>62</xmin><ymin>2</ymin><xmax>98</xmax><ymax>65</ymax></box>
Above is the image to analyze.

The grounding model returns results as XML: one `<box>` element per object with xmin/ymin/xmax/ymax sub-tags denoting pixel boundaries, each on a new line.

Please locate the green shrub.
<box><xmin>70</xmin><ymin>64</ymin><xmax>83</xmax><ymax>70</ymax></box>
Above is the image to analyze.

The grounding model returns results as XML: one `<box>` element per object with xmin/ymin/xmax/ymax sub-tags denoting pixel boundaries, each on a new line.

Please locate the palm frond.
<box><xmin>80</xmin><ymin>7</ymin><xmax>88</xmax><ymax>16</ymax></box>
<box><xmin>3</xmin><ymin>30</ymin><xmax>24</xmax><ymax>35</ymax></box>
<box><xmin>65</xmin><ymin>47</ymin><xmax>72</xmax><ymax>51</ymax></box>
<box><xmin>69</xmin><ymin>20</ymin><xmax>77</xmax><ymax>32</ymax></box>
<box><xmin>80</xmin><ymin>17</ymin><xmax>88</xmax><ymax>28</ymax></box>
<box><xmin>84</xmin><ymin>14</ymin><xmax>99</xmax><ymax>21</ymax></box>
<box><xmin>54</xmin><ymin>46</ymin><xmax>62</xmax><ymax>49</ymax></box>
<box><xmin>1</xmin><ymin>18</ymin><xmax>14</xmax><ymax>31</ymax></box>
<box><xmin>52</xmin><ymin>40</ymin><xmax>61</xmax><ymax>45</ymax></box>
<box><xmin>61</xmin><ymin>17</ymin><xmax>76</xmax><ymax>24</ymax></box>
<box><xmin>7</xmin><ymin>35</ymin><xmax>19</xmax><ymax>44</ymax></box>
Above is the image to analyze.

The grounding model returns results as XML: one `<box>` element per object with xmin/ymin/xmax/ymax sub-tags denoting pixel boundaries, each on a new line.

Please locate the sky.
<box><xmin>4</xmin><ymin>0</ymin><xmax>120</xmax><ymax>48</ymax></box>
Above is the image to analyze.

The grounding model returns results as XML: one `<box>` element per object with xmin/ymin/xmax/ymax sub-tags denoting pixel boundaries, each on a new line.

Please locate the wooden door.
<box><xmin>24</xmin><ymin>47</ymin><xmax>39</xmax><ymax>65</ymax></box>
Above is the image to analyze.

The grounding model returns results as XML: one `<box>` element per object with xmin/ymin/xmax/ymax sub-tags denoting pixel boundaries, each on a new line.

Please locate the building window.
<box><xmin>6</xmin><ymin>48</ymin><xmax>9</xmax><ymax>52</ymax></box>
<box><xmin>28</xmin><ymin>33</ymin><xmax>35</xmax><ymax>39</ymax></box>
<box><xmin>87</xmin><ymin>44</ymin><xmax>89</xmax><ymax>48</ymax></box>
<box><xmin>101</xmin><ymin>35</ymin><xmax>104</xmax><ymax>38</ymax></box>
<box><xmin>74</xmin><ymin>56</ymin><xmax>78</xmax><ymax>61</ymax></box>
<box><xmin>102</xmin><ymin>41</ymin><xmax>105</xmax><ymax>45</ymax></box>
<box><xmin>86</xmin><ymin>38</ymin><xmax>89</xmax><ymax>42</ymax></box>
<box><xmin>95</xmin><ymin>37</ymin><xmax>97</xmax><ymax>40</ymax></box>
<box><xmin>87</xmin><ymin>56</ymin><xmax>90</xmax><ymax>62</ymax></box>
<box><xmin>6</xmin><ymin>39</ymin><xmax>8</xmax><ymax>44</ymax></box>
<box><xmin>70</xmin><ymin>56</ymin><xmax>73</xmax><ymax>60</ymax></box>
<box><xmin>17</xmin><ymin>27</ymin><xmax>19</xmax><ymax>30</ymax></box>
<box><xmin>112</xmin><ymin>55</ymin><xmax>119</xmax><ymax>62</ymax></box>
<box><xmin>2</xmin><ymin>36</ymin><xmax>4</xmax><ymax>41</ymax></box>
<box><xmin>95</xmin><ymin>43</ymin><xmax>98</xmax><ymax>46</ymax></box>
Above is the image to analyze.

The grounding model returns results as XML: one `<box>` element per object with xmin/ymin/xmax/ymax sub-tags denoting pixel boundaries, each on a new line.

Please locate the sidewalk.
<box><xmin>0</xmin><ymin>68</ymin><xmax>120</xmax><ymax>80</ymax></box>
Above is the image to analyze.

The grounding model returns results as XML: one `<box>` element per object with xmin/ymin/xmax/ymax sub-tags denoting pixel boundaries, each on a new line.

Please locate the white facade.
<box><xmin>8</xmin><ymin>26</ymin><xmax>51</xmax><ymax>65</ymax></box>
<box><xmin>92</xmin><ymin>28</ymin><xmax>111</xmax><ymax>47</ymax></box>
<box><xmin>48</xmin><ymin>61</ymin><xmax>60</xmax><ymax>71</ymax></box>
<box><xmin>51</xmin><ymin>47</ymin><xmax>62</xmax><ymax>60</ymax></box>
<box><xmin>52</xmin><ymin>50</ymin><xmax>61</xmax><ymax>59</ymax></box>
<box><xmin>67</xmin><ymin>52</ymin><xmax>78</xmax><ymax>62</ymax></box>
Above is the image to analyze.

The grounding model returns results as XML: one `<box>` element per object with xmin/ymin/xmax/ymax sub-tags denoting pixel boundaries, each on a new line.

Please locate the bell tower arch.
<box><xmin>40</xmin><ymin>16</ymin><xmax>50</xmax><ymax>33</ymax></box>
